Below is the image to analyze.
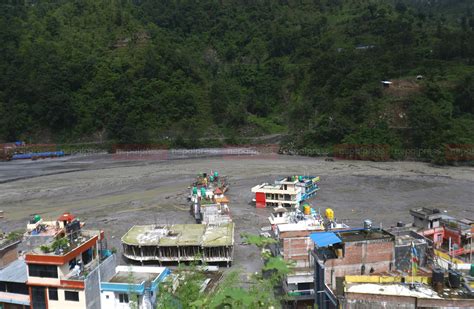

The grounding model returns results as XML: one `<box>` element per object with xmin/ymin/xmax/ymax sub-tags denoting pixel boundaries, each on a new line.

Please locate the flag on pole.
<box><xmin>411</xmin><ymin>242</ymin><xmax>418</xmax><ymax>276</ymax></box>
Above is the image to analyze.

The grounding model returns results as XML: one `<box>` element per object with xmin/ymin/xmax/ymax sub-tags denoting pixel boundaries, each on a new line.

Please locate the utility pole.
<box><xmin>470</xmin><ymin>223</ymin><xmax>473</xmax><ymax>264</ymax></box>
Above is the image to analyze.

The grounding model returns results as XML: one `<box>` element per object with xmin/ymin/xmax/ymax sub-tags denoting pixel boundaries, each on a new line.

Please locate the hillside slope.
<box><xmin>0</xmin><ymin>0</ymin><xmax>473</xmax><ymax>158</ymax></box>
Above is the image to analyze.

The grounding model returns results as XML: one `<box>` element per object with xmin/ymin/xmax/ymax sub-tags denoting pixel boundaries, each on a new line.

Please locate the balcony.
<box><xmin>64</xmin><ymin>257</ymin><xmax>101</xmax><ymax>281</ymax></box>
<box><xmin>282</xmin><ymin>280</ymin><xmax>315</xmax><ymax>301</ymax></box>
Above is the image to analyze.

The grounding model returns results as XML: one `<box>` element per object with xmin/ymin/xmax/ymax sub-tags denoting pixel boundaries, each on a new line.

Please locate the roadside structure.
<box><xmin>100</xmin><ymin>266</ymin><xmax>170</xmax><ymax>309</ymax></box>
<box><xmin>121</xmin><ymin>223</ymin><xmax>234</xmax><ymax>266</ymax></box>
<box><xmin>252</xmin><ymin>175</ymin><xmax>319</xmax><ymax>208</ymax></box>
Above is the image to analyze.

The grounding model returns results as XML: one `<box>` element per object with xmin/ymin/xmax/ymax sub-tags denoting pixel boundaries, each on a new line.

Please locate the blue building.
<box><xmin>100</xmin><ymin>266</ymin><xmax>170</xmax><ymax>309</ymax></box>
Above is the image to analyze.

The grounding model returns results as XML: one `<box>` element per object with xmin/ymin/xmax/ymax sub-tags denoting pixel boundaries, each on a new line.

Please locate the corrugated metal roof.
<box><xmin>0</xmin><ymin>259</ymin><xmax>28</xmax><ymax>283</ymax></box>
<box><xmin>309</xmin><ymin>232</ymin><xmax>341</xmax><ymax>247</ymax></box>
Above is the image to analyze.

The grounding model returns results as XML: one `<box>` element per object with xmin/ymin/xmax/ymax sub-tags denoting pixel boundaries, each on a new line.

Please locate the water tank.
<box><xmin>397</xmin><ymin>221</ymin><xmax>404</xmax><ymax>227</ymax></box>
<box><xmin>432</xmin><ymin>268</ymin><xmax>444</xmax><ymax>288</ymax></box>
<box><xmin>448</xmin><ymin>270</ymin><xmax>461</xmax><ymax>288</ymax></box>
<box><xmin>364</xmin><ymin>219</ymin><xmax>372</xmax><ymax>230</ymax></box>
<box><xmin>298</xmin><ymin>176</ymin><xmax>303</xmax><ymax>182</ymax></box>
<box><xmin>33</xmin><ymin>215</ymin><xmax>41</xmax><ymax>223</ymax></box>
<box><xmin>325</xmin><ymin>208</ymin><xmax>335</xmax><ymax>221</ymax></box>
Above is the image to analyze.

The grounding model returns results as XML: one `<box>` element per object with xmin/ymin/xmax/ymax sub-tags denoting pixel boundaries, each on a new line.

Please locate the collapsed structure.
<box><xmin>252</xmin><ymin>175</ymin><xmax>319</xmax><ymax>208</ymax></box>
<box><xmin>122</xmin><ymin>170</ymin><xmax>235</xmax><ymax>267</ymax></box>
<box><xmin>122</xmin><ymin>223</ymin><xmax>234</xmax><ymax>266</ymax></box>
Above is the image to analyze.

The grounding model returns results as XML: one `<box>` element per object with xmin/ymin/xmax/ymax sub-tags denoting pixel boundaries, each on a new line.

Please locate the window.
<box><xmin>118</xmin><ymin>293</ymin><xmax>129</xmax><ymax>303</ymax></box>
<box><xmin>69</xmin><ymin>258</ymin><xmax>76</xmax><ymax>270</ymax></box>
<box><xmin>48</xmin><ymin>287</ymin><xmax>58</xmax><ymax>301</ymax></box>
<box><xmin>28</xmin><ymin>264</ymin><xmax>58</xmax><ymax>278</ymax></box>
<box><xmin>31</xmin><ymin>287</ymin><xmax>47</xmax><ymax>309</ymax></box>
<box><xmin>64</xmin><ymin>291</ymin><xmax>79</xmax><ymax>302</ymax></box>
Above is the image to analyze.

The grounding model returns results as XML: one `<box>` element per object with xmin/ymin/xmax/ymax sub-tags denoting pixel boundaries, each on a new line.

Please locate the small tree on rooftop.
<box><xmin>51</xmin><ymin>237</ymin><xmax>69</xmax><ymax>251</ymax></box>
<box><xmin>127</xmin><ymin>266</ymin><xmax>139</xmax><ymax>309</ymax></box>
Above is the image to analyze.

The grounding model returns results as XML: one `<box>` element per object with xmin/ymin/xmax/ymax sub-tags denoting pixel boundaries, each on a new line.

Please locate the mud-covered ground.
<box><xmin>0</xmin><ymin>153</ymin><xmax>473</xmax><ymax>275</ymax></box>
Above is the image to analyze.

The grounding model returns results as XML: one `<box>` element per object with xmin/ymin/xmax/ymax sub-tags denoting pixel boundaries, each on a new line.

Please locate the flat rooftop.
<box><xmin>103</xmin><ymin>266</ymin><xmax>169</xmax><ymax>290</ymax></box>
<box><xmin>347</xmin><ymin>283</ymin><xmax>441</xmax><ymax>299</ymax></box>
<box><xmin>122</xmin><ymin>223</ymin><xmax>234</xmax><ymax>247</ymax></box>
<box><xmin>410</xmin><ymin>207</ymin><xmax>445</xmax><ymax>219</ymax></box>
<box><xmin>27</xmin><ymin>230</ymin><xmax>100</xmax><ymax>256</ymax></box>
<box><xmin>337</xmin><ymin>229</ymin><xmax>394</xmax><ymax>243</ymax></box>
<box><xmin>109</xmin><ymin>271</ymin><xmax>157</xmax><ymax>284</ymax></box>
<box><xmin>395</xmin><ymin>234</ymin><xmax>427</xmax><ymax>246</ymax></box>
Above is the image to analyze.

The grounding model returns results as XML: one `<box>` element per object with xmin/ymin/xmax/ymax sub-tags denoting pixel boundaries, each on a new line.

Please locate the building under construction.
<box><xmin>121</xmin><ymin>223</ymin><xmax>234</xmax><ymax>266</ymax></box>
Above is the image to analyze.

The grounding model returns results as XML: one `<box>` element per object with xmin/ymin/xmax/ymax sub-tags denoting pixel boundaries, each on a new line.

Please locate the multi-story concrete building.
<box><xmin>310</xmin><ymin>228</ymin><xmax>396</xmax><ymax>308</ymax></box>
<box><xmin>25</xmin><ymin>214</ymin><xmax>115</xmax><ymax>309</ymax></box>
<box><xmin>253</xmin><ymin>177</ymin><xmax>301</xmax><ymax>208</ymax></box>
<box><xmin>268</xmin><ymin>206</ymin><xmax>348</xmax><ymax>308</ymax></box>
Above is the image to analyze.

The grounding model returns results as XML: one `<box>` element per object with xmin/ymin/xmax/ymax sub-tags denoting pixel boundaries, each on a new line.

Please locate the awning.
<box><xmin>58</xmin><ymin>212</ymin><xmax>75</xmax><ymax>222</ymax></box>
<box><xmin>310</xmin><ymin>232</ymin><xmax>342</xmax><ymax>247</ymax></box>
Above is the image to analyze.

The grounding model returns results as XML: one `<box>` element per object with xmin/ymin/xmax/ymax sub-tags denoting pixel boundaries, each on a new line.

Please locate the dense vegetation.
<box><xmin>156</xmin><ymin>233</ymin><xmax>291</xmax><ymax>308</ymax></box>
<box><xmin>1</xmin><ymin>0</ymin><xmax>473</xmax><ymax>159</ymax></box>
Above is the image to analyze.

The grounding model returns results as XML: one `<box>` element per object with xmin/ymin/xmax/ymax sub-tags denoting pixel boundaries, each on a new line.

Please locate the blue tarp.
<box><xmin>12</xmin><ymin>151</ymin><xmax>64</xmax><ymax>160</ymax></box>
<box><xmin>309</xmin><ymin>232</ymin><xmax>342</xmax><ymax>247</ymax></box>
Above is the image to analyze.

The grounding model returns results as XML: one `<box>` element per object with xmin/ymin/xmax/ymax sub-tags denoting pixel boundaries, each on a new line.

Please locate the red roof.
<box><xmin>214</xmin><ymin>188</ymin><xmax>223</xmax><ymax>195</ymax></box>
<box><xmin>58</xmin><ymin>212</ymin><xmax>75</xmax><ymax>222</ymax></box>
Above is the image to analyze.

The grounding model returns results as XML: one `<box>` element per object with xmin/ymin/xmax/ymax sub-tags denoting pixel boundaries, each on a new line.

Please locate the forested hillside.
<box><xmin>1</xmin><ymin>0</ymin><xmax>473</xmax><ymax>157</ymax></box>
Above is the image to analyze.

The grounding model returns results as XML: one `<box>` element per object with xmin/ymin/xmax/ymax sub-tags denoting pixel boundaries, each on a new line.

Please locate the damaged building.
<box><xmin>121</xmin><ymin>223</ymin><xmax>234</xmax><ymax>266</ymax></box>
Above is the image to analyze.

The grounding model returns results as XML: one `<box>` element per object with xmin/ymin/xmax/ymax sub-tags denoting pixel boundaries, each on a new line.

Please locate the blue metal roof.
<box><xmin>0</xmin><ymin>259</ymin><xmax>28</xmax><ymax>283</ymax></box>
<box><xmin>309</xmin><ymin>232</ymin><xmax>342</xmax><ymax>247</ymax></box>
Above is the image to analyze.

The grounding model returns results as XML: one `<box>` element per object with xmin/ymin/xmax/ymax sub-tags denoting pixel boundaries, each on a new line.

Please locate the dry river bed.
<box><xmin>0</xmin><ymin>153</ymin><xmax>473</xmax><ymax>275</ymax></box>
